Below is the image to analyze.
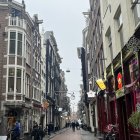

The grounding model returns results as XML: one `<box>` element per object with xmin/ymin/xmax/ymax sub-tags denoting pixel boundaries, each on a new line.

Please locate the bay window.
<box><xmin>9</xmin><ymin>32</ymin><xmax>16</xmax><ymax>54</ymax></box>
<box><xmin>9</xmin><ymin>31</ymin><xmax>23</xmax><ymax>56</ymax></box>
<box><xmin>16</xmin><ymin>69</ymin><xmax>21</xmax><ymax>93</ymax></box>
<box><xmin>17</xmin><ymin>33</ymin><xmax>22</xmax><ymax>55</ymax></box>
<box><xmin>8</xmin><ymin>68</ymin><xmax>15</xmax><ymax>92</ymax></box>
<box><xmin>25</xmin><ymin>74</ymin><xmax>30</xmax><ymax>97</ymax></box>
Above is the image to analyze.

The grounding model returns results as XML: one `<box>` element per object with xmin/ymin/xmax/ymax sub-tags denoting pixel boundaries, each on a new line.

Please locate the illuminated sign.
<box><xmin>117</xmin><ymin>72</ymin><xmax>122</xmax><ymax>89</ymax></box>
<box><xmin>87</xmin><ymin>90</ymin><xmax>96</xmax><ymax>98</ymax></box>
<box><xmin>96</xmin><ymin>79</ymin><xmax>106</xmax><ymax>90</ymax></box>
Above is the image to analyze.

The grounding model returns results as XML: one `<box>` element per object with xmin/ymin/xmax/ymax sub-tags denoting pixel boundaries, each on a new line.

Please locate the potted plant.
<box><xmin>128</xmin><ymin>111</ymin><xmax>140</xmax><ymax>129</ymax></box>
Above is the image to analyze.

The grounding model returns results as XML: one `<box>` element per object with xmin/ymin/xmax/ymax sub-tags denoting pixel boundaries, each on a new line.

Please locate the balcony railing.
<box><xmin>8</xmin><ymin>16</ymin><xmax>26</xmax><ymax>30</ymax></box>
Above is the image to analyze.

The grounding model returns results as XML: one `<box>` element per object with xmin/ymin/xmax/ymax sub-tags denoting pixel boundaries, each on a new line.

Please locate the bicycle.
<box><xmin>104</xmin><ymin>124</ymin><xmax>119</xmax><ymax>140</ymax></box>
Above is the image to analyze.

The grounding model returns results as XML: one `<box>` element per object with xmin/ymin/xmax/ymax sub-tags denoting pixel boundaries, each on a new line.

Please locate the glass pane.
<box><xmin>9</xmin><ymin>68</ymin><xmax>15</xmax><ymax>76</ymax></box>
<box><xmin>17</xmin><ymin>69</ymin><xmax>21</xmax><ymax>77</ymax></box>
<box><xmin>10</xmin><ymin>32</ymin><xmax>16</xmax><ymax>39</ymax></box>
<box><xmin>8</xmin><ymin>77</ymin><xmax>14</xmax><ymax>92</ymax></box>
<box><xmin>18</xmin><ymin>33</ymin><xmax>22</xmax><ymax>41</ymax></box>
<box><xmin>16</xmin><ymin>78</ymin><xmax>21</xmax><ymax>93</ymax></box>
<box><xmin>10</xmin><ymin>40</ymin><xmax>16</xmax><ymax>54</ymax></box>
<box><xmin>118</xmin><ymin>13</ymin><xmax>122</xmax><ymax>26</ymax></box>
<box><xmin>17</xmin><ymin>41</ymin><xmax>22</xmax><ymax>55</ymax></box>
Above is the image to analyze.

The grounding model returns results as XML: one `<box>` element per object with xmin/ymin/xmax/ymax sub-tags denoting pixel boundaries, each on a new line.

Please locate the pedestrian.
<box><xmin>38</xmin><ymin>124</ymin><xmax>45</xmax><ymax>140</ymax></box>
<box><xmin>76</xmin><ymin>121</ymin><xmax>80</xmax><ymax>130</ymax></box>
<box><xmin>71</xmin><ymin>122</ymin><xmax>76</xmax><ymax>132</ymax></box>
<box><xmin>31</xmin><ymin>122</ymin><xmax>39</xmax><ymax>140</ymax></box>
<box><xmin>48</xmin><ymin>123</ymin><xmax>51</xmax><ymax>136</ymax></box>
<box><xmin>11</xmin><ymin>121</ymin><xmax>20</xmax><ymax>140</ymax></box>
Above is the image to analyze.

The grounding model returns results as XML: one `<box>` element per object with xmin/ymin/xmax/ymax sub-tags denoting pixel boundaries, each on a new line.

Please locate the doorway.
<box><xmin>117</xmin><ymin>96</ymin><xmax>129</xmax><ymax>140</ymax></box>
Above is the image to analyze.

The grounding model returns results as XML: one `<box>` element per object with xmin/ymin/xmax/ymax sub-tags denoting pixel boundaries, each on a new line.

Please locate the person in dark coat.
<box><xmin>76</xmin><ymin>122</ymin><xmax>80</xmax><ymax>130</ymax></box>
<box><xmin>11</xmin><ymin>121</ymin><xmax>20</xmax><ymax>140</ymax></box>
<box><xmin>71</xmin><ymin>122</ymin><xmax>76</xmax><ymax>132</ymax></box>
<box><xmin>31</xmin><ymin>122</ymin><xmax>39</xmax><ymax>140</ymax></box>
<box><xmin>48</xmin><ymin>123</ymin><xmax>52</xmax><ymax>136</ymax></box>
<box><xmin>38</xmin><ymin>124</ymin><xmax>45</xmax><ymax>140</ymax></box>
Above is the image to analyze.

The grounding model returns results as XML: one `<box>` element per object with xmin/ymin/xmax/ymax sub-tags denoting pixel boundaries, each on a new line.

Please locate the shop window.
<box><xmin>16</xmin><ymin>69</ymin><xmax>21</xmax><ymax>93</ymax></box>
<box><xmin>129</xmin><ymin>57</ymin><xmax>139</xmax><ymax>82</ymax></box>
<box><xmin>108</xmin><ymin>75</ymin><xmax>115</xmax><ymax>93</ymax></box>
<box><xmin>123</xmin><ymin>62</ymin><xmax>131</xmax><ymax>85</ymax></box>
<box><xmin>9</xmin><ymin>32</ymin><xmax>16</xmax><ymax>54</ymax></box>
<box><xmin>8</xmin><ymin>68</ymin><xmax>15</xmax><ymax>92</ymax></box>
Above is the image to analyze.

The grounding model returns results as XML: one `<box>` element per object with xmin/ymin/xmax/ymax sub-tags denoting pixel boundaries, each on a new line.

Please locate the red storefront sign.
<box><xmin>117</xmin><ymin>73</ymin><xmax>122</xmax><ymax>89</ymax></box>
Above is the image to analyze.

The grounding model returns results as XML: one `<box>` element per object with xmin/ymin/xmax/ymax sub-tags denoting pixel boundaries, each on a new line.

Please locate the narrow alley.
<box><xmin>44</xmin><ymin>128</ymin><xmax>98</xmax><ymax>140</ymax></box>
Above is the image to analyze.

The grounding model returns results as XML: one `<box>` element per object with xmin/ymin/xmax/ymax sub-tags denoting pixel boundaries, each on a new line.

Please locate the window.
<box><xmin>129</xmin><ymin>57</ymin><xmax>139</xmax><ymax>82</ymax></box>
<box><xmin>16</xmin><ymin>69</ymin><xmax>21</xmax><ymax>93</ymax></box>
<box><xmin>9</xmin><ymin>32</ymin><xmax>16</xmax><ymax>54</ymax></box>
<box><xmin>105</xmin><ymin>27</ymin><xmax>113</xmax><ymax>62</ymax></box>
<box><xmin>17</xmin><ymin>33</ymin><xmax>22</xmax><ymax>55</ymax></box>
<box><xmin>25</xmin><ymin>74</ymin><xmax>30</xmax><ymax>97</ymax></box>
<box><xmin>117</xmin><ymin>12</ymin><xmax>124</xmax><ymax>47</ymax></box>
<box><xmin>11</xmin><ymin>8</ymin><xmax>21</xmax><ymax>17</ymax></box>
<box><xmin>118</xmin><ymin>12</ymin><xmax>122</xmax><ymax>27</ymax></box>
<box><xmin>114</xmin><ymin>7</ymin><xmax>124</xmax><ymax>47</ymax></box>
<box><xmin>103</xmin><ymin>0</ymin><xmax>108</xmax><ymax>14</ymax></box>
<box><xmin>8</xmin><ymin>68</ymin><xmax>15</xmax><ymax>92</ymax></box>
<box><xmin>26</xmin><ymin>42</ymin><xmax>31</xmax><ymax>65</ymax></box>
<box><xmin>132</xmin><ymin>0</ymin><xmax>140</xmax><ymax>25</ymax></box>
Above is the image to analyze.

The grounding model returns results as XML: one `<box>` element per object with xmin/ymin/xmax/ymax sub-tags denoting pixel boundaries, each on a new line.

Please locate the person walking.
<box><xmin>38</xmin><ymin>124</ymin><xmax>45</xmax><ymax>140</ymax></box>
<box><xmin>11</xmin><ymin>121</ymin><xmax>20</xmax><ymax>140</ymax></box>
<box><xmin>31</xmin><ymin>122</ymin><xmax>39</xmax><ymax>140</ymax></box>
<box><xmin>76</xmin><ymin>121</ymin><xmax>80</xmax><ymax>130</ymax></box>
<box><xmin>71</xmin><ymin>122</ymin><xmax>76</xmax><ymax>132</ymax></box>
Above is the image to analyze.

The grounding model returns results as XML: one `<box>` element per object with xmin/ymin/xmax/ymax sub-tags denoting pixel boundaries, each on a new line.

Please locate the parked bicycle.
<box><xmin>104</xmin><ymin>124</ymin><xmax>119</xmax><ymax>140</ymax></box>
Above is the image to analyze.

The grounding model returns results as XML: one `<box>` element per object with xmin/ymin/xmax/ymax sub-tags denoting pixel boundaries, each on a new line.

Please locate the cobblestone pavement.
<box><xmin>43</xmin><ymin>128</ymin><xmax>98</xmax><ymax>140</ymax></box>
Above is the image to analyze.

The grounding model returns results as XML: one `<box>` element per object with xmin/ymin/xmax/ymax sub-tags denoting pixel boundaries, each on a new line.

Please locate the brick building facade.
<box><xmin>0</xmin><ymin>0</ymin><xmax>42</xmax><ymax>138</ymax></box>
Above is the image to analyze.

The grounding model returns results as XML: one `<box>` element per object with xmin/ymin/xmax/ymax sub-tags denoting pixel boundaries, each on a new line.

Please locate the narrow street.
<box><xmin>44</xmin><ymin>128</ymin><xmax>97</xmax><ymax>140</ymax></box>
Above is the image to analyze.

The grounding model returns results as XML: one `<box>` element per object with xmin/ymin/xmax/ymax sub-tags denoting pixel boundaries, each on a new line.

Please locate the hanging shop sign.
<box><xmin>43</xmin><ymin>101</ymin><xmax>49</xmax><ymax>109</ymax></box>
<box><xmin>96</xmin><ymin>79</ymin><xmax>106</xmax><ymax>90</ymax></box>
<box><xmin>87</xmin><ymin>90</ymin><xmax>96</xmax><ymax>98</ymax></box>
<box><xmin>117</xmin><ymin>72</ymin><xmax>122</xmax><ymax>89</ymax></box>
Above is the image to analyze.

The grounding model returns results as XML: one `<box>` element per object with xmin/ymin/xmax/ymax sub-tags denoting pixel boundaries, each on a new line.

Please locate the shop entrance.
<box><xmin>117</xmin><ymin>96</ymin><xmax>129</xmax><ymax>140</ymax></box>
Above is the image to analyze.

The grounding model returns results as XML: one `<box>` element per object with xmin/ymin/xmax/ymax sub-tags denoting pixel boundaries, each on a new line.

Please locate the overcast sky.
<box><xmin>16</xmin><ymin>0</ymin><xmax>89</xmax><ymax>105</ymax></box>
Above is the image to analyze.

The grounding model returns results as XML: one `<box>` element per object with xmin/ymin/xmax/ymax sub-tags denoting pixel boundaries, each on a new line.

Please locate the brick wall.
<box><xmin>0</xmin><ymin>6</ymin><xmax>8</xmax><ymax>112</ymax></box>
<box><xmin>0</xmin><ymin>5</ymin><xmax>8</xmax><ymax>135</ymax></box>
